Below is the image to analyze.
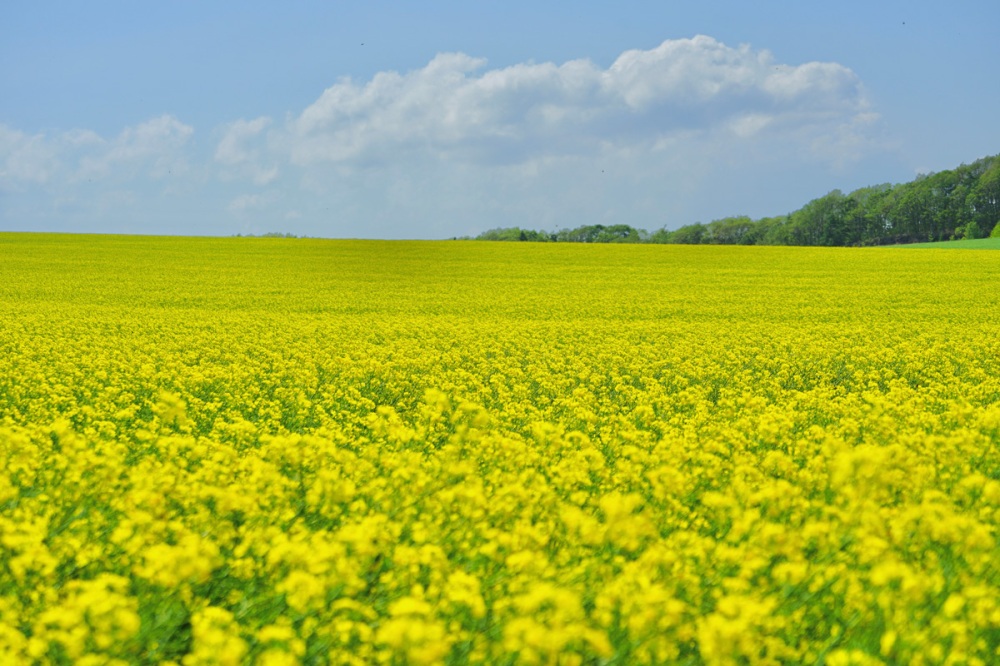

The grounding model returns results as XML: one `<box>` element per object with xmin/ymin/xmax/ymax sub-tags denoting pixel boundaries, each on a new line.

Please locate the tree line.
<box><xmin>467</xmin><ymin>153</ymin><xmax>1000</xmax><ymax>246</ymax></box>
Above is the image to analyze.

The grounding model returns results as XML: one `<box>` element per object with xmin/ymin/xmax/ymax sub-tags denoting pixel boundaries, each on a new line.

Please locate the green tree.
<box><xmin>754</xmin><ymin>216</ymin><xmax>792</xmax><ymax>245</ymax></box>
<box><xmin>963</xmin><ymin>220</ymin><xmax>982</xmax><ymax>239</ymax></box>
<box><xmin>970</xmin><ymin>158</ymin><xmax>1000</xmax><ymax>236</ymax></box>
<box><xmin>704</xmin><ymin>216</ymin><xmax>754</xmax><ymax>244</ymax></box>
<box><xmin>666</xmin><ymin>223</ymin><xmax>708</xmax><ymax>244</ymax></box>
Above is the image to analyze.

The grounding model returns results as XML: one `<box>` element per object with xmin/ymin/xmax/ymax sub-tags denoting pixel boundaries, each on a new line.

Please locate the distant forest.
<box><xmin>468</xmin><ymin>153</ymin><xmax>1000</xmax><ymax>246</ymax></box>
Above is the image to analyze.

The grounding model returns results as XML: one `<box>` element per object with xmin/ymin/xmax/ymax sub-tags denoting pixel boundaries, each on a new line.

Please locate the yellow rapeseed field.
<box><xmin>1</xmin><ymin>232</ymin><xmax>999</xmax><ymax>665</ymax></box>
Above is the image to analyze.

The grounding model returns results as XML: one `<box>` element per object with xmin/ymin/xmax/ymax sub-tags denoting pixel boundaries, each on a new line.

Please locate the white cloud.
<box><xmin>227</xmin><ymin>192</ymin><xmax>276</xmax><ymax>213</ymax></box>
<box><xmin>0</xmin><ymin>125</ymin><xmax>60</xmax><ymax>185</ymax></box>
<box><xmin>77</xmin><ymin>115</ymin><xmax>194</xmax><ymax>179</ymax></box>
<box><xmin>605</xmin><ymin>36</ymin><xmax>763</xmax><ymax>108</ymax></box>
<box><xmin>2</xmin><ymin>116</ymin><xmax>195</xmax><ymax>190</ymax></box>
<box><xmin>282</xmin><ymin>35</ymin><xmax>873</xmax><ymax>169</ymax></box>
<box><xmin>215</xmin><ymin>116</ymin><xmax>271</xmax><ymax>164</ymax></box>
<box><xmin>1</xmin><ymin>36</ymin><xmax>889</xmax><ymax>238</ymax></box>
<box><xmin>215</xmin><ymin>116</ymin><xmax>279</xmax><ymax>185</ymax></box>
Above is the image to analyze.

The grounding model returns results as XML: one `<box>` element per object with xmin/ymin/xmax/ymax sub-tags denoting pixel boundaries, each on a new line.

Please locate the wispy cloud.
<box><xmin>76</xmin><ymin>115</ymin><xmax>194</xmax><ymax>180</ymax></box>
<box><xmin>215</xmin><ymin>117</ymin><xmax>279</xmax><ymax>185</ymax></box>
<box><xmin>227</xmin><ymin>192</ymin><xmax>274</xmax><ymax>213</ymax></box>
<box><xmin>0</xmin><ymin>115</ymin><xmax>193</xmax><ymax>189</ymax></box>
<box><xmin>0</xmin><ymin>125</ymin><xmax>61</xmax><ymax>186</ymax></box>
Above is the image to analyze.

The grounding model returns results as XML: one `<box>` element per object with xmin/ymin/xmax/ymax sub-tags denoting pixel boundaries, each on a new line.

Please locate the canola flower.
<box><xmin>1</xmin><ymin>233</ymin><xmax>999</xmax><ymax>665</ymax></box>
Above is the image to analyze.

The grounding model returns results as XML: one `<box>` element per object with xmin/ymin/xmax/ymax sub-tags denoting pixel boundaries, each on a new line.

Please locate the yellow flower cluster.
<box><xmin>1</xmin><ymin>233</ymin><xmax>999</xmax><ymax>664</ymax></box>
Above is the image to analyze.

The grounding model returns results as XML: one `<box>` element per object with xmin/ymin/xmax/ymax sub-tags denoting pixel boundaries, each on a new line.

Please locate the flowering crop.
<box><xmin>1</xmin><ymin>233</ymin><xmax>999</xmax><ymax>665</ymax></box>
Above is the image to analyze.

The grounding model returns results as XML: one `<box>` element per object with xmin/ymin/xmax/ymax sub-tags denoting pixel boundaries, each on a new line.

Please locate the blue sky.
<box><xmin>2</xmin><ymin>1</ymin><xmax>998</xmax><ymax>239</ymax></box>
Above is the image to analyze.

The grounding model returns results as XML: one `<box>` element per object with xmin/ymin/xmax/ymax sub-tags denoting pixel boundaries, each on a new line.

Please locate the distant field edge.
<box><xmin>891</xmin><ymin>237</ymin><xmax>1000</xmax><ymax>250</ymax></box>
<box><xmin>3</xmin><ymin>229</ymin><xmax>1000</xmax><ymax>250</ymax></box>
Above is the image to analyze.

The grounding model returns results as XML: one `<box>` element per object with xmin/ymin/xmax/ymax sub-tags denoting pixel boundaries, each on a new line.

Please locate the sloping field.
<box><xmin>898</xmin><ymin>237</ymin><xmax>1000</xmax><ymax>250</ymax></box>
<box><xmin>2</xmin><ymin>233</ymin><xmax>999</xmax><ymax>664</ymax></box>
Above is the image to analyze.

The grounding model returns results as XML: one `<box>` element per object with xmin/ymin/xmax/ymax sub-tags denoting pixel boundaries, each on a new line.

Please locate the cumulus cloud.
<box><xmin>282</xmin><ymin>35</ymin><xmax>872</xmax><ymax>168</ymax></box>
<box><xmin>2</xmin><ymin>36</ymin><xmax>886</xmax><ymax>237</ymax></box>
